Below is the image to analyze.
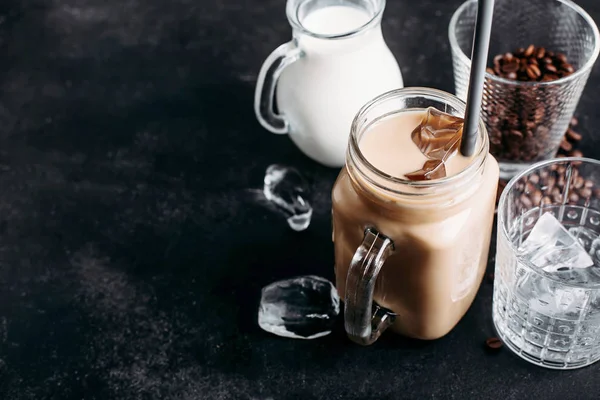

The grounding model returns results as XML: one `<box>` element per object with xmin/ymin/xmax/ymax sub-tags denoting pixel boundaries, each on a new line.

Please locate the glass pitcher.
<box><xmin>254</xmin><ymin>0</ymin><xmax>403</xmax><ymax>168</ymax></box>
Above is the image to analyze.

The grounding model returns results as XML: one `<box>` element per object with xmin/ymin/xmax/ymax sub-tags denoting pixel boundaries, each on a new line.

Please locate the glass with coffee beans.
<box><xmin>449</xmin><ymin>0</ymin><xmax>600</xmax><ymax>179</ymax></box>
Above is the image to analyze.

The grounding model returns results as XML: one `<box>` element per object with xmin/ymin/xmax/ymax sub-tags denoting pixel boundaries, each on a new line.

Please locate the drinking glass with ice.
<box><xmin>494</xmin><ymin>158</ymin><xmax>600</xmax><ymax>369</ymax></box>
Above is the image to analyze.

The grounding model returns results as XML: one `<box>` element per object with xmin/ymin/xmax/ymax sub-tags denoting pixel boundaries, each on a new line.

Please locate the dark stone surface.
<box><xmin>1</xmin><ymin>0</ymin><xmax>600</xmax><ymax>398</ymax></box>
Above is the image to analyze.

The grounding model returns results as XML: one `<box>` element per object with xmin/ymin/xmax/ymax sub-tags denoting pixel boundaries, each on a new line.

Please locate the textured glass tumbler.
<box><xmin>449</xmin><ymin>0</ymin><xmax>600</xmax><ymax>180</ymax></box>
<box><xmin>494</xmin><ymin>158</ymin><xmax>600</xmax><ymax>369</ymax></box>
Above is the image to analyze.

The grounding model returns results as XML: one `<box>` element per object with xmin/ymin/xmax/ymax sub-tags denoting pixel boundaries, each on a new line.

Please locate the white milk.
<box><xmin>276</xmin><ymin>5</ymin><xmax>403</xmax><ymax>167</ymax></box>
<box><xmin>302</xmin><ymin>6</ymin><xmax>370</xmax><ymax>35</ymax></box>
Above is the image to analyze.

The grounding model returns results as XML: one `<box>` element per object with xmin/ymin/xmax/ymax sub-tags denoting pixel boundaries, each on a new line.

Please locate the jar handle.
<box><xmin>345</xmin><ymin>227</ymin><xmax>396</xmax><ymax>346</ymax></box>
<box><xmin>254</xmin><ymin>41</ymin><xmax>303</xmax><ymax>134</ymax></box>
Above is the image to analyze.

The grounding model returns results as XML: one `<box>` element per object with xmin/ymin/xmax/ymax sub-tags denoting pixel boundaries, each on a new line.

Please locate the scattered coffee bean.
<box><xmin>486</xmin><ymin>45</ymin><xmax>577</xmax><ymax>162</ymax></box>
<box><xmin>494</xmin><ymin>115</ymin><xmax>587</xmax><ymax>209</ymax></box>
<box><xmin>570</xmin><ymin>149</ymin><xmax>584</xmax><ymax>158</ymax></box>
<box><xmin>513</xmin><ymin>162</ymin><xmax>600</xmax><ymax>213</ymax></box>
<box><xmin>485</xmin><ymin>337</ymin><xmax>503</xmax><ymax>350</ymax></box>
<box><xmin>566</xmin><ymin>128</ymin><xmax>583</xmax><ymax>142</ymax></box>
<box><xmin>558</xmin><ymin>117</ymin><xmax>584</xmax><ymax>158</ymax></box>
<box><xmin>560</xmin><ymin>138</ymin><xmax>573</xmax><ymax>152</ymax></box>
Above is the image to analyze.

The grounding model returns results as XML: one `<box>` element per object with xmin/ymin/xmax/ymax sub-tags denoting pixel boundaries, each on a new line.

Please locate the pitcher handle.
<box><xmin>254</xmin><ymin>40</ymin><xmax>303</xmax><ymax>134</ymax></box>
<box><xmin>345</xmin><ymin>227</ymin><xmax>396</xmax><ymax>346</ymax></box>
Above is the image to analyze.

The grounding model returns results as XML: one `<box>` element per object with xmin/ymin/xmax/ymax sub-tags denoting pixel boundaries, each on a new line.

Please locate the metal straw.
<box><xmin>460</xmin><ymin>0</ymin><xmax>495</xmax><ymax>156</ymax></box>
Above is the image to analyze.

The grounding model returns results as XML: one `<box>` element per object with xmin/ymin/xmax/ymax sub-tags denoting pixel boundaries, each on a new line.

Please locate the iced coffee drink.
<box><xmin>332</xmin><ymin>88</ymin><xmax>499</xmax><ymax>345</ymax></box>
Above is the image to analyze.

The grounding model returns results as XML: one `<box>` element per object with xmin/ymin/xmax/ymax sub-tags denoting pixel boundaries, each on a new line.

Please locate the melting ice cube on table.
<box><xmin>264</xmin><ymin>164</ymin><xmax>312</xmax><ymax>231</ymax></box>
<box><xmin>518</xmin><ymin>213</ymin><xmax>594</xmax><ymax>272</ymax></box>
<box><xmin>258</xmin><ymin>275</ymin><xmax>340</xmax><ymax>339</ymax></box>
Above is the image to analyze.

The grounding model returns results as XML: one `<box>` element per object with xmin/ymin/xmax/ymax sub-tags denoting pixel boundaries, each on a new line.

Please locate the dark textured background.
<box><xmin>1</xmin><ymin>0</ymin><xmax>600</xmax><ymax>399</ymax></box>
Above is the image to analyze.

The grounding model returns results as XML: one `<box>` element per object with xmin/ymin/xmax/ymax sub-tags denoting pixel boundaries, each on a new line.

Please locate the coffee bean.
<box><xmin>569</xmin><ymin>149</ymin><xmax>584</xmax><ymax>158</ymax></box>
<box><xmin>536</xmin><ymin>47</ymin><xmax>546</xmax><ymax>59</ymax></box>
<box><xmin>558</xmin><ymin>119</ymin><xmax>584</xmax><ymax>158</ymax></box>
<box><xmin>569</xmin><ymin>192</ymin><xmax>580</xmax><ymax>203</ymax></box>
<box><xmin>566</xmin><ymin>128</ymin><xmax>582</xmax><ymax>142</ymax></box>
<box><xmin>534</xmin><ymin>108</ymin><xmax>545</xmax><ymax>124</ymax></box>
<box><xmin>560</xmin><ymin>138</ymin><xmax>573</xmax><ymax>152</ymax></box>
<box><xmin>502</xmin><ymin>61</ymin><xmax>519</xmax><ymax>73</ymax></box>
<box><xmin>520</xmin><ymin>194</ymin><xmax>533</xmax><ymax>209</ymax></box>
<box><xmin>571</xmin><ymin>168</ymin><xmax>579</xmax><ymax>179</ymax></box>
<box><xmin>526</xmin><ymin>64</ymin><xmax>541</xmax><ymax>79</ymax></box>
<box><xmin>524</xmin><ymin>44</ymin><xmax>535</xmax><ymax>57</ymax></box>
<box><xmin>563</xmin><ymin>64</ymin><xmax>575</xmax><ymax>74</ymax></box>
<box><xmin>525</xmin><ymin>181</ymin><xmax>537</xmax><ymax>193</ymax></box>
<box><xmin>580</xmin><ymin>187</ymin><xmax>593</xmax><ymax>199</ymax></box>
<box><xmin>551</xmin><ymin>187</ymin><xmax>562</xmax><ymax>203</ymax></box>
<box><xmin>542</xmin><ymin>196</ymin><xmax>552</xmax><ymax>205</ymax></box>
<box><xmin>545</xmin><ymin>175</ymin><xmax>556</xmax><ymax>191</ymax></box>
<box><xmin>485</xmin><ymin>337</ymin><xmax>503</xmax><ymax>350</ymax></box>
<box><xmin>509</xmin><ymin>129</ymin><xmax>523</xmax><ymax>139</ymax></box>
<box><xmin>530</xmin><ymin>190</ymin><xmax>543</xmax><ymax>206</ymax></box>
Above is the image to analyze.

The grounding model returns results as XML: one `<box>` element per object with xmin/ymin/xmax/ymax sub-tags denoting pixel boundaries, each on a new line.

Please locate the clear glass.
<box><xmin>449</xmin><ymin>0</ymin><xmax>600</xmax><ymax>180</ymax></box>
<box><xmin>332</xmin><ymin>87</ymin><xmax>499</xmax><ymax>345</ymax></box>
<box><xmin>254</xmin><ymin>0</ymin><xmax>403</xmax><ymax>167</ymax></box>
<box><xmin>494</xmin><ymin>158</ymin><xmax>600</xmax><ymax>369</ymax></box>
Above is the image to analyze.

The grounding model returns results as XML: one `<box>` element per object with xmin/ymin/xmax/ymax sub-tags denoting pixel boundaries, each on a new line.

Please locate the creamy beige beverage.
<box><xmin>332</xmin><ymin>107</ymin><xmax>499</xmax><ymax>341</ymax></box>
<box><xmin>359</xmin><ymin>110</ymin><xmax>473</xmax><ymax>178</ymax></box>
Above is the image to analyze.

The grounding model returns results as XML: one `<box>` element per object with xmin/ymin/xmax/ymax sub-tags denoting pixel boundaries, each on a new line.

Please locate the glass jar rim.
<box><xmin>286</xmin><ymin>0</ymin><xmax>386</xmax><ymax>40</ymax></box>
<box><xmin>348</xmin><ymin>87</ymin><xmax>489</xmax><ymax>196</ymax></box>
<box><xmin>448</xmin><ymin>0</ymin><xmax>600</xmax><ymax>88</ymax></box>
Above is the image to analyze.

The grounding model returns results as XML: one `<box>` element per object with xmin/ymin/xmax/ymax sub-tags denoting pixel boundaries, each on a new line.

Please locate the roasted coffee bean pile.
<box><xmin>495</xmin><ymin>117</ymin><xmax>586</xmax><ymax>206</ymax></box>
<box><xmin>487</xmin><ymin>44</ymin><xmax>575</xmax><ymax>82</ymax></box>
<box><xmin>485</xmin><ymin>45</ymin><xmax>576</xmax><ymax>162</ymax></box>
<box><xmin>513</xmin><ymin>162</ymin><xmax>600</xmax><ymax>213</ymax></box>
<box><xmin>557</xmin><ymin>117</ymin><xmax>584</xmax><ymax>158</ymax></box>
